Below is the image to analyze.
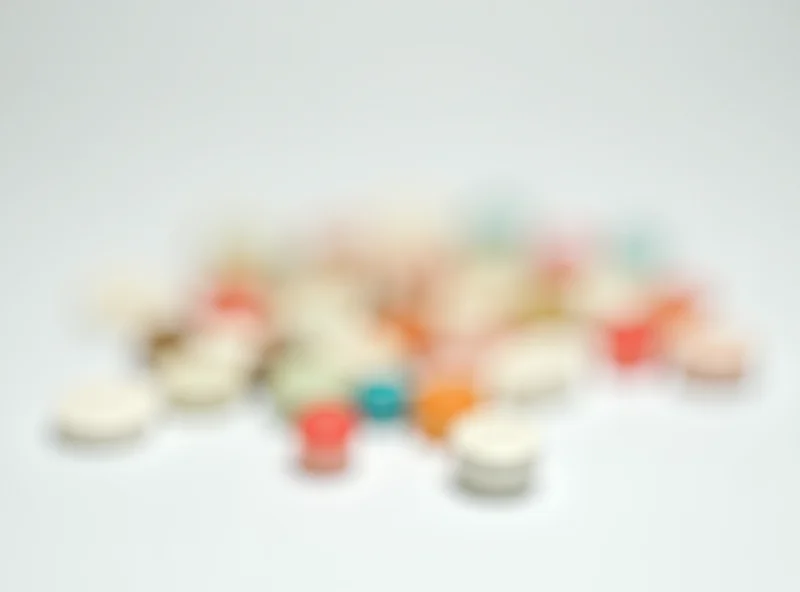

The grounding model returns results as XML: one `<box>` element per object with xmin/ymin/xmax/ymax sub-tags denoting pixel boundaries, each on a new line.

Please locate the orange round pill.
<box><xmin>382</xmin><ymin>310</ymin><xmax>431</xmax><ymax>357</ymax></box>
<box><xmin>414</xmin><ymin>379</ymin><xmax>478</xmax><ymax>440</ymax></box>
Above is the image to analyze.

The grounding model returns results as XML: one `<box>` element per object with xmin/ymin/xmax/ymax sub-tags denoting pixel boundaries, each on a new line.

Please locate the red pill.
<box><xmin>211</xmin><ymin>284</ymin><xmax>266</xmax><ymax>317</ymax></box>
<box><xmin>606</xmin><ymin>317</ymin><xmax>655</xmax><ymax>367</ymax></box>
<box><xmin>298</xmin><ymin>403</ymin><xmax>357</xmax><ymax>473</ymax></box>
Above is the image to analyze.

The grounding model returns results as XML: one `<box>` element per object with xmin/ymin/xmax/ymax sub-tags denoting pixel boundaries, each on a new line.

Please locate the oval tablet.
<box><xmin>57</xmin><ymin>382</ymin><xmax>157</xmax><ymax>442</ymax></box>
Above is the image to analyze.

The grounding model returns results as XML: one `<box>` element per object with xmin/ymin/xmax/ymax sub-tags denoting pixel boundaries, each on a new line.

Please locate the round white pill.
<box><xmin>91</xmin><ymin>272</ymin><xmax>180</xmax><ymax>338</ymax></box>
<box><xmin>269</xmin><ymin>353</ymin><xmax>353</xmax><ymax>417</ymax></box>
<box><xmin>182</xmin><ymin>330</ymin><xmax>261</xmax><ymax>375</ymax></box>
<box><xmin>159</xmin><ymin>353</ymin><xmax>249</xmax><ymax>407</ymax></box>
<box><xmin>567</xmin><ymin>266</ymin><xmax>650</xmax><ymax>323</ymax></box>
<box><xmin>480</xmin><ymin>328</ymin><xmax>586</xmax><ymax>401</ymax></box>
<box><xmin>428</xmin><ymin>258</ymin><xmax>525</xmax><ymax>340</ymax></box>
<box><xmin>449</xmin><ymin>410</ymin><xmax>538</xmax><ymax>495</ymax></box>
<box><xmin>57</xmin><ymin>382</ymin><xmax>158</xmax><ymax>441</ymax></box>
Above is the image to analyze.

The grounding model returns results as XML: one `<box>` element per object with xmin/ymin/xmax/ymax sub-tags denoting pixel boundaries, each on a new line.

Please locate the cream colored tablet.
<box><xmin>160</xmin><ymin>354</ymin><xmax>249</xmax><ymax>406</ymax></box>
<box><xmin>309</xmin><ymin>321</ymin><xmax>406</xmax><ymax>385</ymax></box>
<box><xmin>182</xmin><ymin>330</ymin><xmax>261</xmax><ymax>375</ymax></box>
<box><xmin>57</xmin><ymin>382</ymin><xmax>157</xmax><ymax>441</ymax></box>
<box><xmin>91</xmin><ymin>272</ymin><xmax>180</xmax><ymax>338</ymax></box>
<box><xmin>675</xmin><ymin>325</ymin><xmax>748</xmax><ymax>382</ymax></box>
<box><xmin>269</xmin><ymin>354</ymin><xmax>353</xmax><ymax>417</ymax></box>
<box><xmin>480</xmin><ymin>328</ymin><xmax>586</xmax><ymax>401</ymax></box>
<box><xmin>567</xmin><ymin>266</ymin><xmax>650</xmax><ymax>323</ymax></box>
<box><xmin>449</xmin><ymin>410</ymin><xmax>538</xmax><ymax>495</ymax></box>
<box><xmin>427</xmin><ymin>257</ymin><xmax>525</xmax><ymax>339</ymax></box>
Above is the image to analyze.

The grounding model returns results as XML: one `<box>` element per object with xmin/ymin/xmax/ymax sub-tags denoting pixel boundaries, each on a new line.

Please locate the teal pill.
<box><xmin>357</xmin><ymin>378</ymin><xmax>406</xmax><ymax>421</ymax></box>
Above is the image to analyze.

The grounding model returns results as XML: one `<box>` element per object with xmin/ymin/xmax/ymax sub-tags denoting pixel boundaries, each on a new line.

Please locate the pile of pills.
<box><xmin>55</xmin><ymin>201</ymin><xmax>752</xmax><ymax>497</ymax></box>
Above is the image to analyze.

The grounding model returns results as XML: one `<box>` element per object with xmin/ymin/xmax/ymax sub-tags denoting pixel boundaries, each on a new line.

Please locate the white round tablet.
<box><xmin>269</xmin><ymin>353</ymin><xmax>353</xmax><ymax>417</ymax></box>
<box><xmin>182</xmin><ymin>330</ymin><xmax>261</xmax><ymax>375</ymax></box>
<box><xmin>449</xmin><ymin>410</ymin><xmax>538</xmax><ymax>495</ymax></box>
<box><xmin>428</xmin><ymin>258</ymin><xmax>525</xmax><ymax>340</ymax></box>
<box><xmin>57</xmin><ymin>382</ymin><xmax>158</xmax><ymax>442</ymax></box>
<box><xmin>91</xmin><ymin>272</ymin><xmax>180</xmax><ymax>338</ymax></box>
<box><xmin>567</xmin><ymin>266</ymin><xmax>650</xmax><ymax>323</ymax></box>
<box><xmin>159</xmin><ymin>354</ymin><xmax>249</xmax><ymax>407</ymax></box>
<box><xmin>480</xmin><ymin>328</ymin><xmax>586</xmax><ymax>401</ymax></box>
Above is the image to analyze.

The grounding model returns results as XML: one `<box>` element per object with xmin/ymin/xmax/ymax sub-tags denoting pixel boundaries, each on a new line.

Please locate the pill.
<box><xmin>674</xmin><ymin>325</ymin><xmax>748</xmax><ymax>382</ymax></box>
<box><xmin>269</xmin><ymin>354</ymin><xmax>352</xmax><ymax>418</ymax></box>
<box><xmin>145</xmin><ymin>326</ymin><xmax>185</xmax><ymax>367</ymax></box>
<box><xmin>298</xmin><ymin>402</ymin><xmax>358</xmax><ymax>473</ymax></box>
<box><xmin>480</xmin><ymin>327</ymin><xmax>585</xmax><ymax>401</ymax></box>
<box><xmin>427</xmin><ymin>259</ymin><xmax>525</xmax><ymax>340</ymax></box>
<box><xmin>605</xmin><ymin>315</ymin><xmax>656</xmax><ymax>368</ymax></box>
<box><xmin>414</xmin><ymin>379</ymin><xmax>478</xmax><ymax>440</ymax></box>
<box><xmin>381</xmin><ymin>309</ymin><xmax>431</xmax><ymax>357</ymax></box>
<box><xmin>449</xmin><ymin>409</ymin><xmax>538</xmax><ymax>496</ymax></box>
<box><xmin>357</xmin><ymin>375</ymin><xmax>408</xmax><ymax>421</ymax></box>
<box><xmin>567</xmin><ymin>266</ymin><xmax>650</xmax><ymax>324</ymax></box>
<box><xmin>57</xmin><ymin>381</ymin><xmax>158</xmax><ymax>442</ymax></box>
<box><xmin>184</xmin><ymin>329</ymin><xmax>262</xmax><ymax>375</ymax></box>
<box><xmin>91</xmin><ymin>272</ymin><xmax>180</xmax><ymax>339</ymax></box>
<box><xmin>159</xmin><ymin>352</ymin><xmax>250</xmax><ymax>407</ymax></box>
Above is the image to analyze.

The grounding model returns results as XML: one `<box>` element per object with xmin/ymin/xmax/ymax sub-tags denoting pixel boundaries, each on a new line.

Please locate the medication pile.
<box><xmin>55</xmin><ymin>200</ymin><xmax>752</xmax><ymax>497</ymax></box>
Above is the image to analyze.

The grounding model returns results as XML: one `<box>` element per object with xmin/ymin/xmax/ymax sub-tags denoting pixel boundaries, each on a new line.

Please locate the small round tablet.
<box><xmin>414</xmin><ymin>379</ymin><xmax>478</xmax><ymax>440</ymax></box>
<box><xmin>57</xmin><ymin>382</ymin><xmax>157</xmax><ymax>442</ymax></box>
<box><xmin>480</xmin><ymin>328</ymin><xmax>585</xmax><ymax>401</ymax></box>
<box><xmin>675</xmin><ymin>326</ymin><xmax>748</xmax><ymax>382</ymax></box>
<box><xmin>91</xmin><ymin>273</ymin><xmax>180</xmax><ymax>339</ymax></box>
<box><xmin>357</xmin><ymin>375</ymin><xmax>408</xmax><ymax>421</ymax></box>
<box><xmin>269</xmin><ymin>354</ymin><xmax>352</xmax><ymax>418</ymax></box>
<box><xmin>183</xmin><ymin>330</ymin><xmax>262</xmax><ymax>376</ymax></box>
<box><xmin>567</xmin><ymin>267</ymin><xmax>650</xmax><ymax>324</ymax></box>
<box><xmin>298</xmin><ymin>402</ymin><xmax>358</xmax><ymax>473</ymax></box>
<box><xmin>159</xmin><ymin>354</ymin><xmax>249</xmax><ymax>407</ymax></box>
<box><xmin>449</xmin><ymin>410</ymin><xmax>538</xmax><ymax>495</ymax></box>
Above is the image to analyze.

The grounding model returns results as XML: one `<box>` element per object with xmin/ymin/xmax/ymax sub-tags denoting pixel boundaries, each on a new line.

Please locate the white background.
<box><xmin>1</xmin><ymin>1</ymin><xmax>799</xmax><ymax>590</ymax></box>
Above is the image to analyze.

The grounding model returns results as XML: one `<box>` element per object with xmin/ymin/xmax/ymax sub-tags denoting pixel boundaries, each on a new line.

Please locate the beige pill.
<box><xmin>91</xmin><ymin>272</ymin><xmax>180</xmax><ymax>339</ymax></box>
<box><xmin>57</xmin><ymin>382</ymin><xmax>158</xmax><ymax>442</ymax></box>
<box><xmin>677</xmin><ymin>326</ymin><xmax>748</xmax><ymax>382</ymax></box>
<box><xmin>159</xmin><ymin>349</ymin><xmax>250</xmax><ymax>407</ymax></box>
<box><xmin>480</xmin><ymin>327</ymin><xmax>586</xmax><ymax>401</ymax></box>
<box><xmin>449</xmin><ymin>409</ymin><xmax>538</xmax><ymax>495</ymax></box>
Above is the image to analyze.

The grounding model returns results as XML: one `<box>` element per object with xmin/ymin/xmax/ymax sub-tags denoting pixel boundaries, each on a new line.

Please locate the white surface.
<box><xmin>1</xmin><ymin>1</ymin><xmax>799</xmax><ymax>591</ymax></box>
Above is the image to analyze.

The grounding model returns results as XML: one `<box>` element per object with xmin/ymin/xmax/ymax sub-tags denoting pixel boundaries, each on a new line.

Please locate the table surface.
<box><xmin>2</xmin><ymin>1</ymin><xmax>799</xmax><ymax>590</ymax></box>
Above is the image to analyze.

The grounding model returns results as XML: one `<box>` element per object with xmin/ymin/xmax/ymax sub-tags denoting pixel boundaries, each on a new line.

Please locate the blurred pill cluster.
<box><xmin>56</xmin><ymin>194</ymin><xmax>752</xmax><ymax>497</ymax></box>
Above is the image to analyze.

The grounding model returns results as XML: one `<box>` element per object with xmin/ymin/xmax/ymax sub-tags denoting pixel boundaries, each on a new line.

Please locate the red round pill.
<box><xmin>606</xmin><ymin>317</ymin><xmax>655</xmax><ymax>367</ymax></box>
<box><xmin>298</xmin><ymin>403</ymin><xmax>358</xmax><ymax>473</ymax></box>
<box><xmin>211</xmin><ymin>284</ymin><xmax>265</xmax><ymax>317</ymax></box>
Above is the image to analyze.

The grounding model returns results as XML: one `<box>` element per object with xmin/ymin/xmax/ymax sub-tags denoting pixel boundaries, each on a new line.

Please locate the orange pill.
<box><xmin>414</xmin><ymin>379</ymin><xmax>478</xmax><ymax>440</ymax></box>
<box><xmin>382</xmin><ymin>310</ymin><xmax>431</xmax><ymax>357</ymax></box>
